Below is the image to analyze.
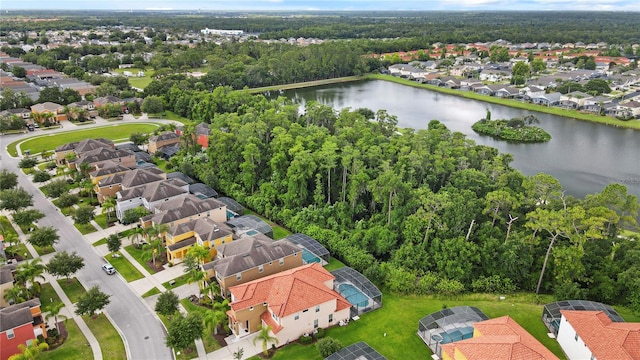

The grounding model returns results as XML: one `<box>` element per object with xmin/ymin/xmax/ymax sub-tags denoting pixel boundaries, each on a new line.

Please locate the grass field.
<box><xmin>40</xmin><ymin>319</ymin><xmax>92</xmax><ymax>360</ymax></box>
<box><xmin>112</xmin><ymin>68</ymin><xmax>155</xmax><ymax>90</ymax></box>
<box><xmin>106</xmin><ymin>252</ymin><xmax>145</xmax><ymax>282</ymax></box>
<box><xmin>264</xmin><ymin>292</ymin><xmax>569</xmax><ymax>360</ymax></box>
<box><xmin>142</xmin><ymin>287</ymin><xmax>161</xmax><ymax>298</ymax></box>
<box><xmin>39</xmin><ymin>283</ymin><xmax>64</xmax><ymax>313</ymax></box>
<box><xmin>57</xmin><ymin>278</ymin><xmax>86</xmax><ymax>304</ymax></box>
<box><xmin>162</xmin><ymin>273</ymin><xmax>190</xmax><ymax>289</ymax></box>
<box><xmin>8</xmin><ymin>123</ymin><xmax>161</xmax><ymax>156</ymax></box>
<box><xmin>367</xmin><ymin>74</ymin><xmax>640</xmax><ymax>130</ymax></box>
<box><xmin>74</xmin><ymin>222</ymin><xmax>97</xmax><ymax>235</ymax></box>
<box><xmin>124</xmin><ymin>244</ymin><xmax>159</xmax><ymax>274</ymax></box>
<box><xmin>82</xmin><ymin>314</ymin><xmax>126</xmax><ymax>360</ymax></box>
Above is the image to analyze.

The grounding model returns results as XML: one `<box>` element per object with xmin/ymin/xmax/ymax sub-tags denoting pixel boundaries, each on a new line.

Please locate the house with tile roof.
<box><xmin>226</xmin><ymin>263</ymin><xmax>351</xmax><ymax>345</ymax></box>
<box><xmin>557</xmin><ymin>310</ymin><xmax>640</xmax><ymax>360</ymax></box>
<box><xmin>30</xmin><ymin>102</ymin><xmax>67</xmax><ymax>122</ymax></box>
<box><xmin>95</xmin><ymin>167</ymin><xmax>166</xmax><ymax>203</ymax></box>
<box><xmin>440</xmin><ymin>315</ymin><xmax>559</xmax><ymax>360</ymax></box>
<box><xmin>203</xmin><ymin>235</ymin><xmax>303</xmax><ymax>298</ymax></box>
<box><xmin>0</xmin><ymin>299</ymin><xmax>47</xmax><ymax>360</ymax></box>
<box><xmin>114</xmin><ymin>179</ymin><xmax>189</xmax><ymax>221</ymax></box>
<box><xmin>148</xmin><ymin>132</ymin><xmax>181</xmax><ymax>154</ymax></box>
<box><xmin>165</xmin><ymin>217</ymin><xmax>233</xmax><ymax>263</ymax></box>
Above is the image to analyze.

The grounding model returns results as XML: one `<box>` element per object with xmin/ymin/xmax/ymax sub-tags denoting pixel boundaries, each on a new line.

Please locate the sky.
<box><xmin>2</xmin><ymin>0</ymin><xmax>639</xmax><ymax>11</ymax></box>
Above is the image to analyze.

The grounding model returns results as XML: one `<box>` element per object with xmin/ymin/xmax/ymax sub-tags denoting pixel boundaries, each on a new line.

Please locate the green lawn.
<box><xmin>107</xmin><ymin>252</ymin><xmax>145</xmax><ymax>282</ymax></box>
<box><xmin>124</xmin><ymin>244</ymin><xmax>159</xmax><ymax>274</ymax></box>
<box><xmin>244</xmin><ymin>209</ymin><xmax>292</xmax><ymax>240</ymax></box>
<box><xmin>74</xmin><ymin>222</ymin><xmax>97</xmax><ymax>235</ymax></box>
<box><xmin>93</xmin><ymin>214</ymin><xmax>112</xmax><ymax>229</ymax></box>
<box><xmin>179</xmin><ymin>299</ymin><xmax>223</xmax><ymax>354</ymax></box>
<box><xmin>82</xmin><ymin>314</ymin><xmax>126</xmax><ymax>360</ymax></box>
<box><xmin>8</xmin><ymin>123</ymin><xmax>160</xmax><ymax>156</ymax></box>
<box><xmin>40</xmin><ymin>319</ymin><xmax>92</xmax><ymax>360</ymax></box>
<box><xmin>162</xmin><ymin>110</ymin><xmax>192</xmax><ymax>124</ymax></box>
<box><xmin>323</xmin><ymin>257</ymin><xmax>346</xmax><ymax>272</ymax></box>
<box><xmin>33</xmin><ymin>244</ymin><xmax>55</xmax><ymax>256</ymax></box>
<box><xmin>39</xmin><ymin>283</ymin><xmax>64</xmax><ymax>313</ymax></box>
<box><xmin>0</xmin><ymin>215</ymin><xmax>18</xmax><ymax>237</ymax></box>
<box><xmin>269</xmin><ymin>292</ymin><xmax>568</xmax><ymax>360</ymax></box>
<box><xmin>93</xmin><ymin>237</ymin><xmax>108</xmax><ymax>246</ymax></box>
<box><xmin>142</xmin><ymin>287</ymin><xmax>161</xmax><ymax>298</ymax></box>
<box><xmin>112</xmin><ymin>68</ymin><xmax>155</xmax><ymax>90</ymax></box>
<box><xmin>57</xmin><ymin>278</ymin><xmax>86</xmax><ymax>303</ymax></box>
<box><xmin>162</xmin><ymin>273</ymin><xmax>190</xmax><ymax>289</ymax></box>
<box><xmin>5</xmin><ymin>243</ymin><xmax>33</xmax><ymax>260</ymax></box>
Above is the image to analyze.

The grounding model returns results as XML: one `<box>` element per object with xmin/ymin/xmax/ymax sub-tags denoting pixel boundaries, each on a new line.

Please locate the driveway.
<box><xmin>2</xmin><ymin>119</ymin><xmax>179</xmax><ymax>360</ymax></box>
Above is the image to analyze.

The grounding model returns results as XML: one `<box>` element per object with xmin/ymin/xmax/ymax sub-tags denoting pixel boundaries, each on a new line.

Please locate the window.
<box><xmin>315</xmin><ymin>305</ymin><xmax>320</xmax><ymax>313</ymax></box>
<box><xmin>314</xmin><ymin>319</ymin><xmax>318</xmax><ymax>329</ymax></box>
<box><xmin>236</xmin><ymin>273</ymin><xmax>242</xmax><ymax>280</ymax></box>
<box><xmin>279</xmin><ymin>258</ymin><xmax>284</xmax><ymax>266</ymax></box>
<box><xmin>328</xmin><ymin>314</ymin><xmax>333</xmax><ymax>323</ymax></box>
<box><xmin>294</xmin><ymin>313</ymin><xmax>299</xmax><ymax>320</ymax></box>
<box><xmin>272</xmin><ymin>312</ymin><xmax>278</xmax><ymax>321</ymax></box>
<box><xmin>303</xmin><ymin>309</ymin><xmax>309</xmax><ymax>313</ymax></box>
<box><xmin>6</xmin><ymin>329</ymin><xmax>14</xmax><ymax>339</ymax></box>
<box><xmin>575</xmin><ymin>333</ymin><xmax>579</xmax><ymax>342</ymax></box>
<box><xmin>258</xmin><ymin>265</ymin><xmax>264</xmax><ymax>273</ymax></box>
<box><xmin>269</xmin><ymin>261</ymin><xmax>273</xmax><ymax>265</ymax></box>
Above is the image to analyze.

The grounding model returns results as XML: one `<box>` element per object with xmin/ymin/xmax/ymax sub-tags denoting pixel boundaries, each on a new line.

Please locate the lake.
<box><xmin>280</xmin><ymin>80</ymin><xmax>640</xmax><ymax>200</ymax></box>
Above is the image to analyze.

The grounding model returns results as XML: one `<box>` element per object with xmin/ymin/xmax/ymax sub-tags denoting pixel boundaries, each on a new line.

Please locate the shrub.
<box><xmin>44</xmin><ymin>179</ymin><xmax>69</xmax><ymax>198</ymax></box>
<box><xmin>314</xmin><ymin>327</ymin><xmax>325</xmax><ymax>340</ymax></box>
<box><xmin>33</xmin><ymin>171</ymin><xmax>51</xmax><ymax>183</ymax></box>
<box><xmin>73</xmin><ymin>205</ymin><xmax>94</xmax><ymax>224</ymax></box>
<box><xmin>316</xmin><ymin>337</ymin><xmax>342</xmax><ymax>357</ymax></box>
<box><xmin>19</xmin><ymin>157</ymin><xmax>37</xmax><ymax>169</ymax></box>
<box><xmin>471</xmin><ymin>275</ymin><xmax>517</xmax><ymax>293</ymax></box>
<box><xmin>435</xmin><ymin>278</ymin><xmax>465</xmax><ymax>297</ymax></box>
<box><xmin>46</xmin><ymin>162</ymin><xmax>57</xmax><ymax>170</ymax></box>
<box><xmin>56</xmin><ymin>193</ymin><xmax>79</xmax><ymax>208</ymax></box>
<box><xmin>299</xmin><ymin>334</ymin><xmax>313</xmax><ymax>345</ymax></box>
<box><xmin>417</xmin><ymin>272</ymin><xmax>440</xmax><ymax>295</ymax></box>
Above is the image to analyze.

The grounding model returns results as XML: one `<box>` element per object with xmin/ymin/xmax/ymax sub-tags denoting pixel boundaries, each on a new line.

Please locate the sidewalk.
<box><xmin>8</xmin><ymin>214</ymin><xmax>103</xmax><ymax>360</ymax></box>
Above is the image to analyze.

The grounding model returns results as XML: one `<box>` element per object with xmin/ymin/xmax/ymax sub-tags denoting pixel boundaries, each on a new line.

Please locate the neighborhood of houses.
<box><xmin>386</xmin><ymin>42</ymin><xmax>640</xmax><ymax>119</ymax></box>
<box><xmin>2</xmin><ymin>132</ymin><xmax>639</xmax><ymax>360</ymax></box>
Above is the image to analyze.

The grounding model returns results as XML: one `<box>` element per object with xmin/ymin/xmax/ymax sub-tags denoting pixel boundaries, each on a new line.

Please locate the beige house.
<box><xmin>114</xmin><ymin>179</ymin><xmax>189</xmax><ymax>222</ymax></box>
<box><xmin>203</xmin><ymin>235</ymin><xmax>303</xmax><ymax>298</ymax></box>
<box><xmin>95</xmin><ymin>167</ymin><xmax>166</xmax><ymax>203</ymax></box>
<box><xmin>89</xmin><ymin>161</ymin><xmax>131</xmax><ymax>186</ymax></box>
<box><xmin>226</xmin><ymin>263</ymin><xmax>351</xmax><ymax>345</ymax></box>
<box><xmin>31</xmin><ymin>102</ymin><xmax>67</xmax><ymax>122</ymax></box>
<box><xmin>148</xmin><ymin>132</ymin><xmax>180</xmax><ymax>154</ymax></box>
<box><xmin>55</xmin><ymin>138</ymin><xmax>114</xmax><ymax>166</ymax></box>
<box><xmin>0</xmin><ymin>265</ymin><xmax>16</xmax><ymax>308</ymax></box>
<box><xmin>141</xmin><ymin>195</ymin><xmax>227</xmax><ymax>229</ymax></box>
<box><xmin>75</xmin><ymin>147</ymin><xmax>136</xmax><ymax>170</ymax></box>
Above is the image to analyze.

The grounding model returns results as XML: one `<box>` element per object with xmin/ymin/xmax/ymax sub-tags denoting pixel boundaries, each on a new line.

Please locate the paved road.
<box><xmin>1</xmin><ymin>119</ymin><xmax>176</xmax><ymax>360</ymax></box>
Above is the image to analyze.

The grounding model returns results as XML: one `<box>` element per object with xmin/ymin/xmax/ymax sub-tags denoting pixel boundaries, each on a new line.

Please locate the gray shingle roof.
<box><xmin>147</xmin><ymin>195</ymin><xmax>226</xmax><ymax>225</ymax></box>
<box><xmin>0</xmin><ymin>299</ymin><xmax>41</xmax><ymax>332</ymax></box>
<box><xmin>206</xmin><ymin>236</ymin><xmax>300</xmax><ymax>277</ymax></box>
<box><xmin>117</xmin><ymin>179</ymin><xmax>188</xmax><ymax>202</ymax></box>
<box><xmin>99</xmin><ymin>167</ymin><xmax>166</xmax><ymax>188</ymax></box>
<box><xmin>76</xmin><ymin>147</ymin><xmax>134</xmax><ymax>165</ymax></box>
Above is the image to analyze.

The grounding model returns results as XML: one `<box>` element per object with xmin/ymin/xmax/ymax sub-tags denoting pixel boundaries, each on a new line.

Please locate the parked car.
<box><xmin>102</xmin><ymin>263</ymin><xmax>116</xmax><ymax>275</ymax></box>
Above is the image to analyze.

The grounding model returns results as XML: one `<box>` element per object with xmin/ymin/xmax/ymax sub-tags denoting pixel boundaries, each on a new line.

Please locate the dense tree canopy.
<box><xmin>161</xmin><ymin>87</ymin><xmax>639</xmax><ymax>311</ymax></box>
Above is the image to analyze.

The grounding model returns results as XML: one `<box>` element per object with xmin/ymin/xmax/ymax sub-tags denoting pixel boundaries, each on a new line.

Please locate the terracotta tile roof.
<box><xmin>441</xmin><ymin>316</ymin><xmax>559</xmax><ymax>360</ymax></box>
<box><xmin>261</xmin><ymin>312</ymin><xmax>284</xmax><ymax>334</ymax></box>
<box><xmin>229</xmin><ymin>263</ymin><xmax>350</xmax><ymax>318</ymax></box>
<box><xmin>561</xmin><ymin>310</ymin><xmax>640</xmax><ymax>360</ymax></box>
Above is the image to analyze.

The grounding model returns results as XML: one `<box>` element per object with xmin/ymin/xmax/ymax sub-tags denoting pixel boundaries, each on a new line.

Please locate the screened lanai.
<box><xmin>331</xmin><ymin>267</ymin><xmax>382</xmax><ymax>317</ymax></box>
<box><xmin>542</xmin><ymin>300</ymin><xmax>625</xmax><ymax>335</ymax></box>
<box><xmin>217</xmin><ymin>197</ymin><xmax>245</xmax><ymax>217</ymax></box>
<box><xmin>226</xmin><ymin>215</ymin><xmax>273</xmax><ymax>238</ymax></box>
<box><xmin>418</xmin><ymin>306</ymin><xmax>489</xmax><ymax>358</ymax></box>
<box><xmin>325</xmin><ymin>342</ymin><xmax>387</xmax><ymax>360</ymax></box>
<box><xmin>285</xmin><ymin>233</ymin><xmax>330</xmax><ymax>264</ymax></box>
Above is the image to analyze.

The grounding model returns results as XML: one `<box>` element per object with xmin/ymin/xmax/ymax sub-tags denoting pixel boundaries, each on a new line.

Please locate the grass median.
<box><xmin>107</xmin><ymin>252</ymin><xmax>145</xmax><ymax>282</ymax></box>
<box><xmin>40</xmin><ymin>319</ymin><xmax>92</xmax><ymax>360</ymax></box>
<box><xmin>57</xmin><ymin>278</ymin><xmax>86</xmax><ymax>303</ymax></box>
<box><xmin>82</xmin><ymin>314</ymin><xmax>127</xmax><ymax>360</ymax></box>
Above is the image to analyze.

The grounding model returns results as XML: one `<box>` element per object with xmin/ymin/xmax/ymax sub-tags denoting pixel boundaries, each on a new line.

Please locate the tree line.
<box><xmin>158</xmin><ymin>87</ymin><xmax>640</xmax><ymax>312</ymax></box>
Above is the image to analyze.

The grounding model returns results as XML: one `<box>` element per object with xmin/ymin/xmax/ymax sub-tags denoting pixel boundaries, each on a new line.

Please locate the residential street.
<box><xmin>1</xmin><ymin>119</ymin><xmax>175</xmax><ymax>360</ymax></box>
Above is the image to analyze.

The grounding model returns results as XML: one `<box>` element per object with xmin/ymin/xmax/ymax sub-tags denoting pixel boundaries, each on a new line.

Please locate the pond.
<box><xmin>280</xmin><ymin>80</ymin><xmax>640</xmax><ymax>201</ymax></box>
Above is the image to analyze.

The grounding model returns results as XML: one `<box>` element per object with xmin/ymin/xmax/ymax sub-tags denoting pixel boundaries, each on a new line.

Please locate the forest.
<box><xmin>3</xmin><ymin>11</ymin><xmax>640</xmax><ymax>44</ymax></box>
<box><xmin>161</xmin><ymin>85</ymin><xmax>640</xmax><ymax>313</ymax></box>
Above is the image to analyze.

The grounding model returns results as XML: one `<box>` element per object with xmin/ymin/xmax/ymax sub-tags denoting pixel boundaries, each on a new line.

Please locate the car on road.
<box><xmin>102</xmin><ymin>263</ymin><xmax>116</xmax><ymax>275</ymax></box>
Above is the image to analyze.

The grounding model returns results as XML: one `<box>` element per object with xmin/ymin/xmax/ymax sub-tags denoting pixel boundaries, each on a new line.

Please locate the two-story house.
<box><xmin>54</xmin><ymin>138</ymin><xmax>114</xmax><ymax>166</ymax></box>
<box><xmin>115</xmin><ymin>179</ymin><xmax>189</xmax><ymax>221</ymax></box>
<box><xmin>165</xmin><ymin>217</ymin><xmax>233</xmax><ymax>263</ymax></box>
<box><xmin>203</xmin><ymin>235</ymin><xmax>302</xmax><ymax>298</ymax></box>
<box><xmin>95</xmin><ymin>167</ymin><xmax>166</xmax><ymax>203</ymax></box>
<box><xmin>0</xmin><ymin>299</ymin><xmax>47</xmax><ymax>360</ymax></box>
<box><xmin>141</xmin><ymin>195</ymin><xmax>227</xmax><ymax>229</ymax></box>
<box><xmin>75</xmin><ymin>147</ymin><xmax>136</xmax><ymax>171</ymax></box>
<box><xmin>226</xmin><ymin>263</ymin><xmax>351</xmax><ymax>345</ymax></box>
<box><xmin>148</xmin><ymin>132</ymin><xmax>181</xmax><ymax>154</ymax></box>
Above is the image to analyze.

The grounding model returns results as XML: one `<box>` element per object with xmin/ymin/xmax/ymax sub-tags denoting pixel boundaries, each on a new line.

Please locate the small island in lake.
<box><xmin>472</xmin><ymin>114</ymin><xmax>551</xmax><ymax>143</ymax></box>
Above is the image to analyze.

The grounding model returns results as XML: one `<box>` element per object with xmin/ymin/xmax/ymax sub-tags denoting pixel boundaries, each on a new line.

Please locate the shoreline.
<box><xmin>247</xmin><ymin>73</ymin><xmax>640</xmax><ymax>130</ymax></box>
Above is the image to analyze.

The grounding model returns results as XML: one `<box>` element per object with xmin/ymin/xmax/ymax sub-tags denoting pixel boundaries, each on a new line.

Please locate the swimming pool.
<box><xmin>431</xmin><ymin>326</ymin><xmax>474</xmax><ymax>344</ymax></box>
<box><xmin>302</xmin><ymin>249</ymin><xmax>321</xmax><ymax>264</ymax></box>
<box><xmin>338</xmin><ymin>283</ymin><xmax>368</xmax><ymax>308</ymax></box>
<box><xmin>245</xmin><ymin>230</ymin><xmax>259</xmax><ymax>236</ymax></box>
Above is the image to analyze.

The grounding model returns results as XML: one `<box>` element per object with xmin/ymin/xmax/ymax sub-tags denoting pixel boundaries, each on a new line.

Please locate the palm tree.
<box><xmin>128</xmin><ymin>226</ymin><xmax>145</xmax><ymax>246</ymax></box>
<box><xmin>101</xmin><ymin>197</ymin><xmax>116</xmax><ymax>222</ymax></box>
<box><xmin>45</xmin><ymin>302</ymin><xmax>68</xmax><ymax>333</ymax></box>
<box><xmin>252</xmin><ymin>325</ymin><xmax>279</xmax><ymax>356</ymax></box>
<box><xmin>187</xmin><ymin>269</ymin><xmax>206</xmax><ymax>295</ymax></box>
<box><xmin>14</xmin><ymin>258</ymin><xmax>46</xmax><ymax>296</ymax></box>
<box><xmin>142</xmin><ymin>238</ymin><xmax>164</xmax><ymax>266</ymax></box>
<box><xmin>3</xmin><ymin>285</ymin><xmax>28</xmax><ymax>304</ymax></box>
<box><xmin>203</xmin><ymin>299</ymin><xmax>229</xmax><ymax>335</ymax></box>
<box><xmin>8</xmin><ymin>341</ymin><xmax>49</xmax><ymax>360</ymax></box>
